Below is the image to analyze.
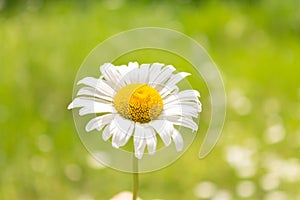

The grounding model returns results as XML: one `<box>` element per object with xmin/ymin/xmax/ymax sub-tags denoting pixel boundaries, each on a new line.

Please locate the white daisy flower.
<box><xmin>68</xmin><ymin>62</ymin><xmax>201</xmax><ymax>159</ymax></box>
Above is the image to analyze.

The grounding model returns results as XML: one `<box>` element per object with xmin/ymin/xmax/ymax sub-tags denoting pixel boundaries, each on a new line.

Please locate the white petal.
<box><xmin>102</xmin><ymin>124</ymin><xmax>112</xmax><ymax>141</ymax></box>
<box><xmin>128</xmin><ymin>67</ymin><xmax>139</xmax><ymax>83</ymax></box>
<box><xmin>77</xmin><ymin>77</ymin><xmax>115</xmax><ymax>97</ymax></box>
<box><xmin>108</xmin><ymin>64</ymin><xmax>136</xmax><ymax>85</ymax></box>
<box><xmin>116</xmin><ymin>62</ymin><xmax>140</xmax><ymax>85</ymax></box>
<box><xmin>101</xmin><ymin>113</ymin><xmax>134</xmax><ymax>146</ymax></box>
<box><xmin>116</xmin><ymin>65</ymin><xmax>132</xmax><ymax>75</ymax></box>
<box><xmin>144</xmin><ymin>126</ymin><xmax>157</xmax><ymax>155</ymax></box>
<box><xmin>165</xmin><ymin>72</ymin><xmax>190</xmax><ymax>88</ymax></box>
<box><xmin>99</xmin><ymin>63</ymin><xmax>124</xmax><ymax>90</ymax></box>
<box><xmin>128</xmin><ymin>61</ymin><xmax>139</xmax><ymax>69</ymax></box>
<box><xmin>85</xmin><ymin>114</ymin><xmax>115</xmax><ymax>132</ymax></box>
<box><xmin>134</xmin><ymin>123</ymin><xmax>147</xmax><ymax>159</ymax></box>
<box><xmin>68</xmin><ymin>97</ymin><xmax>115</xmax><ymax>116</ymax></box>
<box><xmin>162</xmin><ymin>107</ymin><xmax>198</xmax><ymax>118</ymax></box>
<box><xmin>164</xmin><ymin>101</ymin><xmax>201</xmax><ymax>112</ymax></box>
<box><xmin>111</xmin><ymin>115</ymin><xmax>134</xmax><ymax>148</ymax></box>
<box><xmin>79</xmin><ymin>103</ymin><xmax>114</xmax><ymax>116</ymax></box>
<box><xmin>163</xmin><ymin>89</ymin><xmax>200</xmax><ymax>105</ymax></box>
<box><xmin>99</xmin><ymin>63</ymin><xmax>116</xmax><ymax>81</ymax></box>
<box><xmin>77</xmin><ymin>87</ymin><xmax>113</xmax><ymax>102</ymax></box>
<box><xmin>162</xmin><ymin>101</ymin><xmax>201</xmax><ymax>118</ymax></box>
<box><xmin>159</xmin><ymin>85</ymin><xmax>179</xmax><ymax>99</ymax></box>
<box><xmin>177</xmin><ymin>89</ymin><xmax>200</xmax><ymax>100</ymax></box>
<box><xmin>149</xmin><ymin>63</ymin><xmax>164</xmax><ymax>84</ymax></box>
<box><xmin>68</xmin><ymin>96</ymin><xmax>106</xmax><ymax>108</ymax></box>
<box><xmin>151</xmin><ymin>65</ymin><xmax>176</xmax><ymax>87</ymax></box>
<box><xmin>159</xmin><ymin>115</ymin><xmax>198</xmax><ymax>131</ymax></box>
<box><xmin>109</xmin><ymin>120</ymin><xmax>120</xmax><ymax>148</ymax></box>
<box><xmin>150</xmin><ymin>120</ymin><xmax>172</xmax><ymax>146</ymax></box>
<box><xmin>172</xmin><ymin>129</ymin><xmax>184</xmax><ymax>151</ymax></box>
<box><xmin>138</xmin><ymin>64</ymin><xmax>150</xmax><ymax>83</ymax></box>
<box><xmin>67</xmin><ymin>102</ymin><xmax>74</xmax><ymax>110</ymax></box>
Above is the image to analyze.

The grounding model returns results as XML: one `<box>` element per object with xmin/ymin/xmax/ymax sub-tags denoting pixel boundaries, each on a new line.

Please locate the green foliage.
<box><xmin>0</xmin><ymin>0</ymin><xmax>300</xmax><ymax>199</ymax></box>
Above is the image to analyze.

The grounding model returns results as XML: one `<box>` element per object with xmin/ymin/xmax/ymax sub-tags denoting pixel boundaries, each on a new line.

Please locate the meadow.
<box><xmin>0</xmin><ymin>0</ymin><xmax>300</xmax><ymax>199</ymax></box>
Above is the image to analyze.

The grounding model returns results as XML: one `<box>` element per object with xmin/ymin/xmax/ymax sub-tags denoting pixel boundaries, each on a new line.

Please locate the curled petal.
<box><xmin>86</xmin><ymin>114</ymin><xmax>115</xmax><ymax>132</ymax></box>
<box><xmin>172</xmin><ymin>129</ymin><xmax>184</xmax><ymax>151</ymax></box>
<box><xmin>150</xmin><ymin>120</ymin><xmax>173</xmax><ymax>146</ymax></box>
<box><xmin>77</xmin><ymin>77</ymin><xmax>115</xmax><ymax>97</ymax></box>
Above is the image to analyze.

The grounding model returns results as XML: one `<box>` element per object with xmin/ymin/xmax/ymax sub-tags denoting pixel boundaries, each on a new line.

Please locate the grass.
<box><xmin>0</xmin><ymin>0</ymin><xmax>300</xmax><ymax>199</ymax></box>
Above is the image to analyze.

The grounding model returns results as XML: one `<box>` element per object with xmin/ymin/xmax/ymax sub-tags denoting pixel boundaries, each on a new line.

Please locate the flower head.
<box><xmin>68</xmin><ymin>62</ymin><xmax>201</xmax><ymax>159</ymax></box>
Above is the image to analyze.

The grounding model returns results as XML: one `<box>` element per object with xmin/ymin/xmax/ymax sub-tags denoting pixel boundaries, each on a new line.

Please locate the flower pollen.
<box><xmin>114</xmin><ymin>84</ymin><xmax>163</xmax><ymax>123</ymax></box>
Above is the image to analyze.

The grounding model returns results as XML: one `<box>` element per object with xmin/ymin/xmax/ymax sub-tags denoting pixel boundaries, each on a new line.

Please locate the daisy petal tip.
<box><xmin>85</xmin><ymin>121</ymin><xmax>96</xmax><ymax>132</ymax></box>
<box><xmin>134</xmin><ymin>148</ymin><xmax>144</xmax><ymax>159</ymax></box>
<box><xmin>184</xmin><ymin>73</ymin><xmax>192</xmax><ymax>79</ymax></box>
<box><xmin>85</xmin><ymin>126</ymin><xmax>93</xmax><ymax>132</ymax></box>
<box><xmin>135</xmin><ymin>153</ymin><xmax>143</xmax><ymax>159</ymax></box>
<box><xmin>175</xmin><ymin>142</ymin><xmax>184</xmax><ymax>152</ymax></box>
<box><xmin>77</xmin><ymin>77</ymin><xmax>91</xmax><ymax>86</ymax></box>
<box><xmin>129</xmin><ymin>61</ymin><xmax>139</xmax><ymax>68</ymax></box>
<box><xmin>76</xmin><ymin>79</ymin><xmax>85</xmax><ymax>85</ymax></box>
<box><xmin>176</xmin><ymin>146</ymin><xmax>183</xmax><ymax>152</ymax></box>
<box><xmin>100</xmin><ymin>62</ymin><xmax>113</xmax><ymax>69</ymax></box>
<box><xmin>165</xmin><ymin>140</ymin><xmax>172</xmax><ymax>147</ymax></box>
<box><xmin>96</xmin><ymin>127</ymin><xmax>103</xmax><ymax>131</ymax></box>
<box><xmin>166</xmin><ymin>64</ymin><xmax>176</xmax><ymax>70</ymax></box>
<box><xmin>102</xmin><ymin>135</ymin><xmax>109</xmax><ymax>141</ymax></box>
<box><xmin>78</xmin><ymin>110</ymin><xmax>86</xmax><ymax>116</ymax></box>
<box><xmin>67</xmin><ymin>102</ymin><xmax>74</xmax><ymax>110</ymax></box>
<box><xmin>112</xmin><ymin>143</ymin><xmax>120</xmax><ymax>149</ymax></box>
<box><xmin>148</xmin><ymin>150</ymin><xmax>156</xmax><ymax>155</ymax></box>
<box><xmin>195</xmin><ymin>90</ymin><xmax>201</xmax><ymax>97</ymax></box>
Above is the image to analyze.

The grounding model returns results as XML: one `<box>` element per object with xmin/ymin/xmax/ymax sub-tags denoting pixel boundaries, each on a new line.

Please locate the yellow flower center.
<box><xmin>114</xmin><ymin>84</ymin><xmax>163</xmax><ymax>123</ymax></box>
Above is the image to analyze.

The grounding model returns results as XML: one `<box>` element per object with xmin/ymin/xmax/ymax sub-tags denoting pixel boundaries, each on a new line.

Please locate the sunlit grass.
<box><xmin>0</xmin><ymin>0</ymin><xmax>300</xmax><ymax>199</ymax></box>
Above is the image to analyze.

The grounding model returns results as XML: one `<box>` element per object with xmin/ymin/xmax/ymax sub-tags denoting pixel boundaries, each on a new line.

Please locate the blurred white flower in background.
<box><xmin>225</xmin><ymin>145</ymin><xmax>257</xmax><ymax>178</ymax></box>
<box><xmin>229</xmin><ymin>89</ymin><xmax>252</xmax><ymax>116</ymax></box>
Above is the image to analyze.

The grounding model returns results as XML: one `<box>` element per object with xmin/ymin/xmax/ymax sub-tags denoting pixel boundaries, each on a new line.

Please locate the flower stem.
<box><xmin>132</xmin><ymin>156</ymin><xmax>139</xmax><ymax>200</ymax></box>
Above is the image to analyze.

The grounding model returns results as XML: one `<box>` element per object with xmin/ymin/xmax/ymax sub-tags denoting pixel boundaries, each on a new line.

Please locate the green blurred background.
<box><xmin>1</xmin><ymin>0</ymin><xmax>300</xmax><ymax>199</ymax></box>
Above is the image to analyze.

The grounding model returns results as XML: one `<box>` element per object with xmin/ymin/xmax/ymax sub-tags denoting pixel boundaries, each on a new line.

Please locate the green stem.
<box><xmin>132</xmin><ymin>156</ymin><xmax>139</xmax><ymax>200</ymax></box>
